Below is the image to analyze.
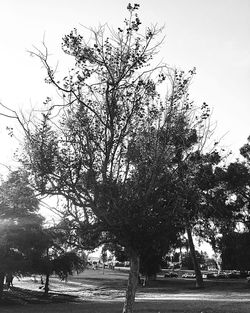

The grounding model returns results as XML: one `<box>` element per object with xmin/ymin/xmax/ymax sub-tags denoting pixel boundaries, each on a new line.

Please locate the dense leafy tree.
<box><xmin>166</xmin><ymin>145</ymin><xmax>222</xmax><ymax>287</ymax></box>
<box><xmin>0</xmin><ymin>169</ymin><xmax>86</xmax><ymax>299</ymax></box>
<box><xmin>181</xmin><ymin>251</ymin><xmax>206</xmax><ymax>270</ymax></box>
<box><xmin>107</xmin><ymin>243</ymin><xmax>128</xmax><ymax>264</ymax></box>
<box><xmin>0</xmin><ymin>169</ymin><xmax>43</xmax><ymax>299</ymax></box>
<box><xmin>30</xmin><ymin>227</ymin><xmax>87</xmax><ymax>296</ymax></box>
<box><xmin>216</xmin><ymin>138</ymin><xmax>250</xmax><ymax>271</ymax></box>
<box><xmin>194</xmin><ymin>136</ymin><xmax>250</xmax><ymax>273</ymax></box>
<box><xmin>221</xmin><ymin>232</ymin><xmax>250</xmax><ymax>270</ymax></box>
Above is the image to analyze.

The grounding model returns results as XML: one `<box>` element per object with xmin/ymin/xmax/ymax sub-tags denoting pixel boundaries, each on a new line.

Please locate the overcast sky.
<box><xmin>0</xmin><ymin>0</ymin><xmax>250</xmax><ymax>170</ymax></box>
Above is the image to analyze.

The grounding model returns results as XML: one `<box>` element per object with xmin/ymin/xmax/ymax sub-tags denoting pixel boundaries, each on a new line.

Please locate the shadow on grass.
<box><xmin>1</xmin><ymin>299</ymin><xmax>250</xmax><ymax>313</ymax></box>
<box><xmin>0</xmin><ymin>287</ymin><xmax>79</xmax><ymax>306</ymax></box>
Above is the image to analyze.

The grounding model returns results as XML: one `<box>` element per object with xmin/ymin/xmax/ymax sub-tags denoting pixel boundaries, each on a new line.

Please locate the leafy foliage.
<box><xmin>0</xmin><ymin>169</ymin><xmax>44</xmax><ymax>298</ymax></box>
<box><xmin>181</xmin><ymin>251</ymin><xmax>206</xmax><ymax>270</ymax></box>
<box><xmin>222</xmin><ymin>232</ymin><xmax>250</xmax><ymax>270</ymax></box>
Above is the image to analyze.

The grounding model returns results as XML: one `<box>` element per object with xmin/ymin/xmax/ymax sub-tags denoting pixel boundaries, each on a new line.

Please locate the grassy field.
<box><xmin>1</xmin><ymin>299</ymin><xmax>250</xmax><ymax>313</ymax></box>
<box><xmin>1</xmin><ymin>268</ymin><xmax>250</xmax><ymax>312</ymax></box>
<box><xmin>1</xmin><ymin>300</ymin><xmax>250</xmax><ymax>313</ymax></box>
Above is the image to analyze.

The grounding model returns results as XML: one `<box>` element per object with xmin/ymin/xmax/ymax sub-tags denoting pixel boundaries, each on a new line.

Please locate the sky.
<box><xmin>0</xmin><ymin>0</ymin><xmax>250</xmax><ymax>170</ymax></box>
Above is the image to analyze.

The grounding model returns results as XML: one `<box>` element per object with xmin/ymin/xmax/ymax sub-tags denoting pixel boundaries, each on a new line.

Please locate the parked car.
<box><xmin>227</xmin><ymin>271</ymin><xmax>241</xmax><ymax>279</ymax></box>
<box><xmin>182</xmin><ymin>272</ymin><xmax>196</xmax><ymax>278</ymax></box>
<box><xmin>206</xmin><ymin>272</ymin><xmax>218</xmax><ymax>279</ymax></box>
<box><xmin>202</xmin><ymin>273</ymin><xmax>208</xmax><ymax>279</ymax></box>
<box><xmin>114</xmin><ymin>262</ymin><xmax>125</xmax><ymax>267</ymax></box>
<box><xmin>239</xmin><ymin>271</ymin><xmax>248</xmax><ymax>278</ymax></box>
<box><xmin>164</xmin><ymin>271</ymin><xmax>178</xmax><ymax>278</ymax></box>
<box><xmin>217</xmin><ymin>272</ymin><xmax>229</xmax><ymax>279</ymax></box>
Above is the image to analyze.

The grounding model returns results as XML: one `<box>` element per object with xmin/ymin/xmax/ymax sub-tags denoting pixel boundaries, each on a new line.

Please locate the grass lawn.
<box><xmin>1</xmin><ymin>268</ymin><xmax>250</xmax><ymax>312</ymax></box>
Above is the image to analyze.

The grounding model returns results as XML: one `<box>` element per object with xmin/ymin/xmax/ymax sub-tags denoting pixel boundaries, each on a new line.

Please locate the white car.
<box><xmin>182</xmin><ymin>272</ymin><xmax>196</xmax><ymax>278</ymax></box>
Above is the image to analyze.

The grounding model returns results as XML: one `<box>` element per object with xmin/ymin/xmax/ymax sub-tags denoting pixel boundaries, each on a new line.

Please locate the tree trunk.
<box><xmin>214</xmin><ymin>253</ymin><xmax>222</xmax><ymax>273</ymax></box>
<box><xmin>0</xmin><ymin>272</ymin><xmax>5</xmax><ymax>300</ymax></box>
<box><xmin>179</xmin><ymin>247</ymin><xmax>183</xmax><ymax>266</ymax></box>
<box><xmin>186</xmin><ymin>226</ymin><xmax>204</xmax><ymax>288</ymax></box>
<box><xmin>122</xmin><ymin>252</ymin><xmax>140</xmax><ymax>313</ymax></box>
<box><xmin>44</xmin><ymin>273</ymin><xmax>50</xmax><ymax>296</ymax></box>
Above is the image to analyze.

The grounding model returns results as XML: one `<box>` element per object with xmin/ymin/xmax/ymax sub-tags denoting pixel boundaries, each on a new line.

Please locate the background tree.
<box><xmin>113</xmin><ymin>245</ymin><xmax>129</xmax><ymax>264</ymax></box>
<box><xmin>0</xmin><ymin>169</ymin><xmax>43</xmax><ymax>299</ymax></box>
<box><xmin>163</xmin><ymin>129</ymin><xmax>221</xmax><ymax>287</ymax></box>
<box><xmin>101</xmin><ymin>245</ymin><xmax>108</xmax><ymax>274</ymax></box>
<box><xmin>197</xmin><ymin>139</ymin><xmax>250</xmax><ymax>273</ymax></box>
<box><xmin>195</xmin><ymin>147</ymin><xmax>249</xmax><ymax>276</ymax></box>
<box><xmin>181</xmin><ymin>251</ymin><xmax>206</xmax><ymax>270</ymax></box>
<box><xmin>217</xmin><ymin>137</ymin><xmax>250</xmax><ymax>271</ymax></box>
<box><xmin>26</xmin><ymin>225</ymin><xmax>87</xmax><ymax>296</ymax></box>
<box><xmin>221</xmin><ymin>232</ymin><xmax>250</xmax><ymax>271</ymax></box>
<box><xmin>0</xmin><ymin>168</ymin><xmax>86</xmax><ymax>299</ymax></box>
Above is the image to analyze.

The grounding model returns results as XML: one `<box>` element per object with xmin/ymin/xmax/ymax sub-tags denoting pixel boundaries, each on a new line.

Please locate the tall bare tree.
<box><xmin>1</xmin><ymin>4</ymin><xmax>215</xmax><ymax>312</ymax></box>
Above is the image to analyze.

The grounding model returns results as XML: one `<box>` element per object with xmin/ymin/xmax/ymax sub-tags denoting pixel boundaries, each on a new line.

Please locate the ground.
<box><xmin>1</xmin><ymin>268</ymin><xmax>250</xmax><ymax>312</ymax></box>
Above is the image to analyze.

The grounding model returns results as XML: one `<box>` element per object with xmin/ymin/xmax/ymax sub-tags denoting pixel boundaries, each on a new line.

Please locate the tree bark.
<box><xmin>186</xmin><ymin>226</ymin><xmax>204</xmax><ymax>288</ymax></box>
<box><xmin>44</xmin><ymin>273</ymin><xmax>50</xmax><ymax>296</ymax></box>
<box><xmin>0</xmin><ymin>272</ymin><xmax>5</xmax><ymax>300</ymax></box>
<box><xmin>122</xmin><ymin>252</ymin><xmax>140</xmax><ymax>313</ymax></box>
<box><xmin>213</xmin><ymin>253</ymin><xmax>222</xmax><ymax>273</ymax></box>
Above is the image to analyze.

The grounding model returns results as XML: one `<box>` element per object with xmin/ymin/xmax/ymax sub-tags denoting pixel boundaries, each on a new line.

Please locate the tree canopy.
<box><xmin>18</xmin><ymin>4</ymin><xmax>227</xmax><ymax>312</ymax></box>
